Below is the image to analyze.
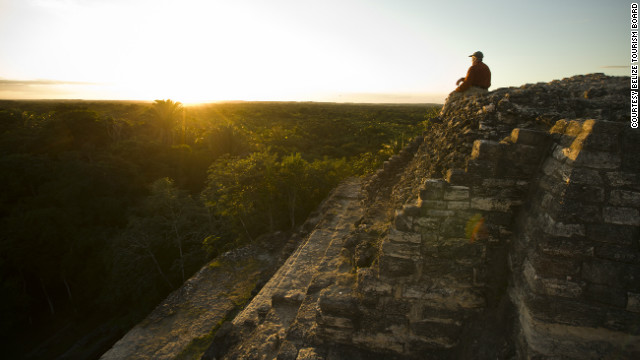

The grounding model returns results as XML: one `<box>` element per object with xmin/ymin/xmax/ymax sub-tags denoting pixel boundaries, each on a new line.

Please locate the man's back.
<box><xmin>456</xmin><ymin>61</ymin><xmax>491</xmax><ymax>92</ymax></box>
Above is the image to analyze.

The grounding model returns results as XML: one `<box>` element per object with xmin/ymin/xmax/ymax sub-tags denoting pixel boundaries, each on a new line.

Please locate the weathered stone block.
<box><xmin>380</xmin><ymin>255</ymin><xmax>416</xmax><ymax>277</ymax></box>
<box><xmin>351</xmin><ymin>333</ymin><xmax>405</xmax><ymax>354</ymax></box>
<box><xmin>394</xmin><ymin>210</ymin><xmax>412</xmax><ymax>231</ymax></box>
<box><xmin>318</xmin><ymin>289</ymin><xmax>359</xmax><ymax>318</ymax></box>
<box><xmin>605</xmin><ymin>171</ymin><xmax>640</xmax><ymax>188</ymax></box>
<box><xmin>571</xmin><ymin>149</ymin><xmax>622</xmax><ymax>170</ymax></box>
<box><xmin>510</xmin><ymin>128</ymin><xmax>549</xmax><ymax>146</ymax></box>
<box><xmin>578</xmin><ymin>120</ymin><xmax>624</xmax><ymax>152</ymax></box>
<box><xmin>446</xmin><ymin>168</ymin><xmax>468</xmax><ymax>185</ymax></box>
<box><xmin>471</xmin><ymin>197</ymin><xmax>515</xmax><ymax>212</ymax></box>
<box><xmin>594</xmin><ymin>244</ymin><xmax>640</xmax><ymax>264</ymax></box>
<box><xmin>420</xmin><ymin>258</ymin><xmax>458</xmax><ymax>279</ymax></box>
<box><xmin>404</xmin><ymin>284</ymin><xmax>485</xmax><ymax>309</ymax></box>
<box><xmin>481</xmin><ymin>177</ymin><xmax>517</xmax><ymax>187</ymax></box>
<box><xmin>357</xmin><ymin>268</ymin><xmax>393</xmax><ymax>296</ymax></box>
<box><xmin>441</xmin><ymin>217</ymin><xmax>467</xmax><ymax>238</ymax></box>
<box><xmin>418</xmin><ymin>199</ymin><xmax>447</xmax><ymax>210</ymax></box>
<box><xmin>622</xmin><ymin>129</ymin><xmax>640</xmax><ymax>171</ymax></box>
<box><xmin>603</xmin><ymin>307</ymin><xmax>640</xmax><ymax>335</ymax></box>
<box><xmin>582</xmin><ymin>259</ymin><xmax>626</xmax><ymax>287</ymax></box>
<box><xmin>272</xmin><ymin>290</ymin><xmax>305</xmax><ymax>307</ymax></box>
<box><xmin>420</xmin><ymin>179</ymin><xmax>447</xmax><ymax>200</ymax></box>
<box><xmin>539</xmin><ymin>277</ymin><xmax>584</xmax><ymax>298</ymax></box>
<box><xmin>466</xmin><ymin>159</ymin><xmax>497</xmax><ymax>177</ymax></box>
<box><xmin>473</xmin><ymin>266</ymin><xmax>487</xmax><ymax>286</ymax></box>
<box><xmin>444</xmin><ymin>186</ymin><xmax>470</xmax><ymax>201</ymax></box>
<box><xmin>537</xmin><ymin>173</ymin><xmax>565</xmax><ymax>196</ymax></box>
<box><xmin>585</xmin><ymin>283</ymin><xmax>627</xmax><ymax>308</ymax></box>
<box><xmin>586</xmin><ymin>224</ymin><xmax>639</xmax><ymax>246</ymax></box>
<box><xmin>509</xmin><ymin>143</ymin><xmax>543</xmax><ymax>164</ymax></box>
<box><xmin>406</xmin><ymin>338</ymin><xmax>458</xmax><ymax>354</ymax></box>
<box><xmin>524</xmin><ymin>293</ymin><xmax>604</xmax><ymax>328</ymax></box>
<box><xmin>413</xmin><ymin>217</ymin><xmax>440</xmax><ymax>231</ymax></box>
<box><xmin>384</xmin><ymin>298</ymin><xmax>412</xmax><ymax>315</ymax></box>
<box><xmin>609</xmin><ymin>190</ymin><xmax>640</xmax><ymax>207</ymax></box>
<box><xmin>538</xmin><ymin>236</ymin><xmax>595</xmax><ymax>258</ymax></box>
<box><xmin>388</xmin><ymin>229</ymin><xmax>422</xmax><ymax>244</ymax></box>
<box><xmin>410</xmin><ymin>318</ymin><xmax>462</xmax><ymax>340</ymax></box>
<box><xmin>318</xmin><ymin>315</ymin><xmax>354</xmax><ymax>330</ymax></box>
<box><xmin>401</xmin><ymin>204</ymin><xmax>422</xmax><ymax>217</ymax></box>
<box><xmin>548</xmin><ymin>201</ymin><xmax>601</xmax><ymax>223</ymax></box>
<box><xmin>420</xmin><ymin>231</ymin><xmax>439</xmax><ymax>243</ymax></box>
<box><xmin>382</xmin><ymin>160</ymin><xmax>392</xmax><ymax>171</ymax></box>
<box><xmin>628</xmin><ymin>292</ymin><xmax>640</xmax><ymax>313</ymax></box>
<box><xmin>472</xmin><ymin>183</ymin><xmax>521</xmax><ymax>198</ymax></box>
<box><xmin>425</xmin><ymin>209</ymin><xmax>456</xmax><ymax>217</ymax></box>
<box><xmin>551</xmin><ymin>145</ymin><xmax>571</xmax><ymax>163</ymax></box>
<box><xmin>603</xmin><ymin>207</ymin><xmax>640</xmax><ymax>226</ymax></box>
<box><xmin>500</xmin><ymin>161</ymin><xmax>538</xmax><ymax>179</ymax></box>
<box><xmin>561</xmin><ymin>168</ymin><xmax>603</xmax><ymax>185</ymax></box>
<box><xmin>381</xmin><ymin>241</ymin><xmax>421</xmax><ymax>261</ymax></box>
<box><xmin>549</xmin><ymin>118</ymin><xmax>571</xmax><ymax>135</ymax></box>
<box><xmin>484</xmin><ymin>211</ymin><xmax>513</xmax><ymax>226</ymax></box>
<box><xmin>542</xmin><ymin>157</ymin><xmax>564</xmax><ymax>176</ymax></box>
<box><xmin>563</xmin><ymin>183</ymin><xmax>605</xmax><ymax>203</ymax></box>
<box><xmin>471</xmin><ymin>140</ymin><xmax>504</xmax><ymax>160</ymax></box>
<box><xmin>276</xmin><ymin>340</ymin><xmax>299</xmax><ymax>360</ymax></box>
<box><xmin>437</xmin><ymin>238</ymin><xmax>484</xmax><ymax>259</ymax></box>
<box><xmin>296</xmin><ymin>347</ymin><xmax>324</xmax><ymax>360</ymax></box>
<box><xmin>627</xmin><ymin>264</ymin><xmax>640</xmax><ymax>291</ymax></box>
<box><xmin>529</xmin><ymin>253</ymin><xmax>581</xmax><ymax>279</ymax></box>
<box><xmin>420</xmin><ymin>305</ymin><xmax>468</xmax><ymax>323</ymax></box>
<box><xmin>541</xmin><ymin>214</ymin><xmax>585</xmax><ymax>238</ymax></box>
<box><xmin>447</xmin><ymin>201</ymin><xmax>470</xmax><ymax>210</ymax></box>
<box><xmin>561</xmin><ymin>119</ymin><xmax>586</xmax><ymax>136</ymax></box>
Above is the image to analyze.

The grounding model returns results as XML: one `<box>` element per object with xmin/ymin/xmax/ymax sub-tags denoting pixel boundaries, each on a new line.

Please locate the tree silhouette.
<box><xmin>151</xmin><ymin>99</ymin><xmax>183</xmax><ymax>146</ymax></box>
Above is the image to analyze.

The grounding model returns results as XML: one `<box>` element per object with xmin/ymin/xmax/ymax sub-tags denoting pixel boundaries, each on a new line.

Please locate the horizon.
<box><xmin>0</xmin><ymin>0</ymin><xmax>629</xmax><ymax>103</ymax></box>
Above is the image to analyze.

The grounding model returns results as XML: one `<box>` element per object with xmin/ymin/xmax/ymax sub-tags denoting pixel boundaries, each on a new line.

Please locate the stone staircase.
<box><xmin>218</xmin><ymin>178</ymin><xmax>364</xmax><ymax>360</ymax></box>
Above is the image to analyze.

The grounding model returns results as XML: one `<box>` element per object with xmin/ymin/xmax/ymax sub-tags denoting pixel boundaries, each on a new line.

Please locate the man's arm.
<box><xmin>455</xmin><ymin>66</ymin><xmax>476</xmax><ymax>92</ymax></box>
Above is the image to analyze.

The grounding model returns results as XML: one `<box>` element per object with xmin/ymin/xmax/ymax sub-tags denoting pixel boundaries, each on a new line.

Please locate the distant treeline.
<box><xmin>0</xmin><ymin>99</ymin><xmax>438</xmax><ymax>358</ymax></box>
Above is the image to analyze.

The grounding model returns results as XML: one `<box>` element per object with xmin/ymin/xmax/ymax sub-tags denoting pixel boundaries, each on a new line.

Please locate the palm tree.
<box><xmin>151</xmin><ymin>99</ymin><xmax>183</xmax><ymax>146</ymax></box>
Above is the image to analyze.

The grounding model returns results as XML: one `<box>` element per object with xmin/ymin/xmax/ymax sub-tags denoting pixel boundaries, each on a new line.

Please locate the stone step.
<box><xmin>223</xmin><ymin>178</ymin><xmax>363</xmax><ymax>359</ymax></box>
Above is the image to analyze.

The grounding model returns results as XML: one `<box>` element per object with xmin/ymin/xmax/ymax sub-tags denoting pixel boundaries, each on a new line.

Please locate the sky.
<box><xmin>0</xmin><ymin>0</ymin><xmax>630</xmax><ymax>103</ymax></box>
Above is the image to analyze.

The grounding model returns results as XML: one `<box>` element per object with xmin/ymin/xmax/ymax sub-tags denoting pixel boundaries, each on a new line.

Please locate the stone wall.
<box><xmin>335</xmin><ymin>126</ymin><xmax>550</xmax><ymax>358</ymax></box>
<box><xmin>511</xmin><ymin>119</ymin><xmax>640</xmax><ymax>358</ymax></box>
<box><xmin>313</xmin><ymin>74</ymin><xmax>640</xmax><ymax>359</ymax></box>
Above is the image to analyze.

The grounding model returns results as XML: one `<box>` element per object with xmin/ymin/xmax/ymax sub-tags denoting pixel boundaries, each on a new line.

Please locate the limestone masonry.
<box><xmin>103</xmin><ymin>74</ymin><xmax>639</xmax><ymax>359</ymax></box>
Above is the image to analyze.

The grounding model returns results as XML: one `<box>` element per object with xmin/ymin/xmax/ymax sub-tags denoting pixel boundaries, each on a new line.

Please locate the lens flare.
<box><xmin>465</xmin><ymin>213</ymin><xmax>488</xmax><ymax>243</ymax></box>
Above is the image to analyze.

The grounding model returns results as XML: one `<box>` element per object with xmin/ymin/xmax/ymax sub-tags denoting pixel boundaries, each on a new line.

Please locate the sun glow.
<box><xmin>1</xmin><ymin>0</ymin><xmax>627</xmax><ymax>103</ymax></box>
<box><xmin>1</xmin><ymin>0</ymin><xmax>454</xmax><ymax>102</ymax></box>
<box><xmin>95</xmin><ymin>0</ymin><xmax>350</xmax><ymax>103</ymax></box>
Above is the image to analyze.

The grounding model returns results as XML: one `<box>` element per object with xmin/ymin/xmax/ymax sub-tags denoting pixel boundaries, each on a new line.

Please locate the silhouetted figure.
<box><xmin>440</xmin><ymin>51</ymin><xmax>491</xmax><ymax>115</ymax></box>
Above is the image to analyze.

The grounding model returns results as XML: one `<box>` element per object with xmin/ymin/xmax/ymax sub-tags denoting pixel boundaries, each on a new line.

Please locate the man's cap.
<box><xmin>469</xmin><ymin>51</ymin><xmax>484</xmax><ymax>59</ymax></box>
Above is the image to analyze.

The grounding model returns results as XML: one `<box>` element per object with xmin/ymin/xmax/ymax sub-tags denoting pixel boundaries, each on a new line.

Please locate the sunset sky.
<box><xmin>0</xmin><ymin>0</ymin><xmax>629</xmax><ymax>103</ymax></box>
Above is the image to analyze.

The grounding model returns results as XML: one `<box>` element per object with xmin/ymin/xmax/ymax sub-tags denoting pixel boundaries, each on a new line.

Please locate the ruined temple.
<box><xmin>102</xmin><ymin>73</ymin><xmax>639</xmax><ymax>359</ymax></box>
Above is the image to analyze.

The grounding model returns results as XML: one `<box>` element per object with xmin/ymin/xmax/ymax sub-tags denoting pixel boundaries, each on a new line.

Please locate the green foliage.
<box><xmin>203</xmin><ymin>151</ymin><xmax>351</xmax><ymax>241</ymax></box>
<box><xmin>104</xmin><ymin>177</ymin><xmax>219</xmax><ymax>313</ymax></box>
<box><xmin>0</xmin><ymin>99</ymin><xmax>437</xmax><ymax>358</ymax></box>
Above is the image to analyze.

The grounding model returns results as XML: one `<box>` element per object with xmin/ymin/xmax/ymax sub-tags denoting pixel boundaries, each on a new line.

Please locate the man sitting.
<box><xmin>440</xmin><ymin>51</ymin><xmax>491</xmax><ymax>115</ymax></box>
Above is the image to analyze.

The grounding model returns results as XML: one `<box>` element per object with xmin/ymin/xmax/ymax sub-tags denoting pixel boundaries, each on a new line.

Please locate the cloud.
<box><xmin>0</xmin><ymin>78</ymin><xmax>99</xmax><ymax>99</ymax></box>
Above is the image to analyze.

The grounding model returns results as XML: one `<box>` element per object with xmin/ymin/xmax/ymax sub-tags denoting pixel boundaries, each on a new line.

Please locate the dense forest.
<box><xmin>0</xmin><ymin>99</ymin><xmax>438</xmax><ymax>359</ymax></box>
